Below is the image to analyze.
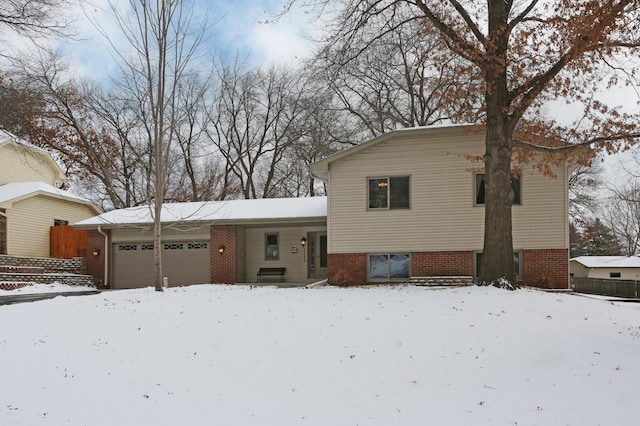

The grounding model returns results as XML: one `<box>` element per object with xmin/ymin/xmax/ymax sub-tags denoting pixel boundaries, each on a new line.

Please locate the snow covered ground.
<box><xmin>0</xmin><ymin>284</ymin><xmax>638</xmax><ymax>425</ymax></box>
<box><xmin>0</xmin><ymin>282</ymin><xmax>97</xmax><ymax>294</ymax></box>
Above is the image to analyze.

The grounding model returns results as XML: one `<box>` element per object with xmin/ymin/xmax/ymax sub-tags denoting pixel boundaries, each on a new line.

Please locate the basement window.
<box><xmin>610</xmin><ymin>272</ymin><xmax>621</xmax><ymax>278</ymax></box>
<box><xmin>53</xmin><ymin>219</ymin><xmax>69</xmax><ymax>226</ymax></box>
<box><xmin>368</xmin><ymin>253</ymin><xmax>410</xmax><ymax>280</ymax></box>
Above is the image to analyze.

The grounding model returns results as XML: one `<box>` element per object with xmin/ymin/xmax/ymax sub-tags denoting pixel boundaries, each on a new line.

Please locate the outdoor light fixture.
<box><xmin>218</xmin><ymin>245</ymin><xmax>225</xmax><ymax>254</ymax></box>
<box><xmin>93</xmin><ymin>248</ymin><xmax>100</xmax><ymax>257</ymax></box>
<box><xmin>300</xmin><ymin>237</ymin><xmax>307</xmax><ymax>262</ymax></box>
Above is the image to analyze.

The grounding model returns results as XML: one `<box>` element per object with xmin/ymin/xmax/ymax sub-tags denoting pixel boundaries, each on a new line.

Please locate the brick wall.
<box><xmin>521</xmin><ymin>249</ymin><xmax>569</xmax><ymax>289</ymax></box>
<box><xmin>211</xmin><ymin>225</ymin><xmax>236</xmax><ymax>284</ymax></box>
<box><xmin>327</xmin><ymin>249</ymin><xmax>568</xmax><ymax>289</ymax></box>
<box><xmin>0</xmin><ymin>273</ymin><xmax>94</xmax><ymax>287</ymax></box>
<box><xmin>86</xmin><ymin>230</ymin><xmax>108</xmax><ymax>288</ymax></box>
<box><xmin>0</xmin><ymin>253</ymin><xmax>94</xmax><ymax>289</ymax></box>
<box><xmin>412</xmin><ymin>251</ymin><xmax>474</xmax><ymax>277</ymax></box>
<box><xmin>327</xmin><ymin>253</ymin><xmax>367</xmax><ymax>285</ymax></box>
<box><xmin>0</xmin><ymin>254</ymin><xmax>85</xmax><ymax>273</ymax></box>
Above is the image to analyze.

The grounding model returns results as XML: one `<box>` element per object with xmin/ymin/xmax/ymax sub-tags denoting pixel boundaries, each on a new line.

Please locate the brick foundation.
<box><xmin>327</xmin><ymin>253</ymin><xmax>367</xmax><ymax>286</ymax></box>
<box><xmin>412</xmin><ymin>251</ymin><xmax>474</xmax><ymax>277</ymax></box>
<box><xmin>521</xmin><ymin>249</ymin><xmax>569</xmax><ymax>289</ymax></box>
<box><xmin>328</xmin><ymin>249</ymin><xmax>568</xmax><ymax>289</ymax></box>
<box><xmin>211</xmin><ymin>225</ymin><xmax>237</xmax><ymax>284</ymax></box>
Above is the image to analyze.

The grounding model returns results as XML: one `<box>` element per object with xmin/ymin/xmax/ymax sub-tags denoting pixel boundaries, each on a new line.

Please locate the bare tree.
<box><xmin>312</xmin><ymin>8</ymin><xmax>482</xmax><ymax>139</ymax></box>
<box><xmin>6</xmin><ymin>50</ymin><xmax>139</xmax><ymax>207</ymax></box>
<box><xmin>569</xmin><ymin>162</ymin><xmax>603</xmax><ymax>225</ymax></box>
<box><xmin>207</xmin><ymin>63</ymin><xmax>306</xmax><ymax>199</ymax></box>
<box><xmin>285</xmin><ymin>0</ymin><xmax>640</xmax><ymax>288</ymax></box>
<box><xmin>0</xmin><ymin>0</ymin><xmax>73</xmax><ymax>39</ymax></box>
<box><xmin>602</xmin><ymin>182</ymin><xmax>640</xmax><ymax>256</ymax></box>
<box><xmin>102</xmin><ymin>0</ymin><xmax>209</xmax><ymax>291</ymax></box>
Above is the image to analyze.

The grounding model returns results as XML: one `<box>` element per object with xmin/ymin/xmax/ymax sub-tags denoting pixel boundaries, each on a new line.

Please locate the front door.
<box><xmin>308</xmin><ymin>232</ymin><xmax>327</xmax><ymax>279</ymax></box>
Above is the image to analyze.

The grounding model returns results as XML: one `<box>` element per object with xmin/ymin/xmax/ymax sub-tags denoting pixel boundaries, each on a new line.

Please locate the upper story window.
<box><xmin>368</xmin><ymin>176</ymin><xmax>410</xmax><ymax>209</ymax></box>
<box><xmin>475</xmin><ymin>173</ymin><xmax>521</xmax><ymax>205</ymax></box>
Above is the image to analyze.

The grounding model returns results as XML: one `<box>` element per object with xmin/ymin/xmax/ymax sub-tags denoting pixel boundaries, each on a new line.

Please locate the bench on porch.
<box><xmin>257</xmin><ymin>267</ymin><xmax>286</xmax><ymax>283</ymax></box>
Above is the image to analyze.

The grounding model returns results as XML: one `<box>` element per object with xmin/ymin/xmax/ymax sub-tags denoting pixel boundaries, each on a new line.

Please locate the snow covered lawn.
<box><xmin>1</xmin><ymin>284</ymin><xmax>638</xmax><ymax>425</ymax></box>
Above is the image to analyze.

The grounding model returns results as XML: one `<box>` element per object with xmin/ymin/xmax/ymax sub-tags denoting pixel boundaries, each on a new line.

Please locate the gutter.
<box><xmin>97</xmin><ymin>225</ymin><xmax>109</xmax><ymax>288</ymax></box>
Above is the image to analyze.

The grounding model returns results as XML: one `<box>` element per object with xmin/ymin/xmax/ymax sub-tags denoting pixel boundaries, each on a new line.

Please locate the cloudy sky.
<box><xmin>40</xmin><ymin>0</ymin><xmax>316</xmax><ymax>79</ymax></box>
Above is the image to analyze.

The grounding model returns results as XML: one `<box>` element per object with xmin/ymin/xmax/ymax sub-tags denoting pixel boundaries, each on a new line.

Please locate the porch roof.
<box><xmin>73</xmin><ymin>196</ymin><xmax>327</xmax><ymax>229</ymax></box>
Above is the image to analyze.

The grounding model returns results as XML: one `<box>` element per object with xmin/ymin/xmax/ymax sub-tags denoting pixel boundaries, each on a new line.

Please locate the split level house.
<box><xmin>0</xmin><ymin>130</ymin><xmax>100</xmax><ymax>258</ymax></box>
<box><xmin>75</xmin><ymin>124</ymin><xmax>570</xmax><ymax>289</ymax></box>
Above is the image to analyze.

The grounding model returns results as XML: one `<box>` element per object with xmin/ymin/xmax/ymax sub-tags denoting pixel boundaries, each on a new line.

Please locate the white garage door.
<box><xmin>112</xmin><ymin>241</ymin><xmax>211</xmax><ymax>289</ymax></box>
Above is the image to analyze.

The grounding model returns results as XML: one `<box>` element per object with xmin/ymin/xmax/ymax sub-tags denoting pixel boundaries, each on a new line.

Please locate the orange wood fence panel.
<box><xmin>50</xmin><ymin>225</ymin><xmax>88</xmax><ymax>259</ymax></box>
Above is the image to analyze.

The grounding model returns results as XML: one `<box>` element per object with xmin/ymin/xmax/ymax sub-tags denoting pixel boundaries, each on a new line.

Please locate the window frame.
<box><xmin>367</xmin><ymin>253</ymin><xmax>411</xmax><ymax>281</ymax></box>
<box><xmin>474</xmin><ymin>173</ymin><xmax>521</xmax><ymax>206</ymax></box>
<box><xmin>265</xmin><ymin>232</ymin><xmax>279</xmax><ymax>261</ymax></box>
<box><xmin>367</xmin><ymin>175</ymin><xmax>411</xmax><ymax>210</ymax></box>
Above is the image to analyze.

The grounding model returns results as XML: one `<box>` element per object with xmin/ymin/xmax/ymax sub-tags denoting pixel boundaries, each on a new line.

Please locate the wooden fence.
<box><xmin>50</xmin><ymin>225</ymin><xmax>88</xmax><ymax>259</ymax></box>
<box><xmin>571</xmin><ymin>277</ymin><xmax>640</xmax><ymax>299</ymax></box>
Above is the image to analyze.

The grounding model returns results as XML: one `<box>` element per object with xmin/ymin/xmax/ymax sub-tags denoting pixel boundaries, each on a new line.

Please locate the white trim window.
<box><xmin>368</xmin><ymin>176</ymin><xmax>410</xmax><ymax>209</ymax></box>
<box><xmin>368</xmin><ymin>253</ymin><xmax>410</xmax><ymax>280</ymax></box>
<box><xmin>265</xmin><ymin>233</ymin><xmax>279</xmax><ymax>261</ymax></box>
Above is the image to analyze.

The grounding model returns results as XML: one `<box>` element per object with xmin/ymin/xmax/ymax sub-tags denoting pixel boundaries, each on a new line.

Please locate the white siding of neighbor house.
<box><xmin>243</xmin><ymin>224</ymin><xmax>327</xmax><ymax>283</ymax></box>
<box><xmin>6</xmin><ymin>196</ymin><xmax>97</xmax><ymax>257</ymax></box>
<box><xmin>327</xmin><ymin>129</ymin><xmax>568</xmax><ymax>254</ymax></box>
<box><xmin>570</xmin><ymin>262</ymin><xmax>640</xmax><ymax>280</ymax></box>
<box><xmin>0</xmin><ymin>142</ymin><xmax>62</xmax><ymax>186</ymax></box>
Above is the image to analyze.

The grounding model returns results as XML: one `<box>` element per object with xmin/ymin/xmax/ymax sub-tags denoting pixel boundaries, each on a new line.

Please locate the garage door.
<box><xmin>112</xmin><ymin>241</ymin><xmax>211</xmax><ymax>289</ymax></box>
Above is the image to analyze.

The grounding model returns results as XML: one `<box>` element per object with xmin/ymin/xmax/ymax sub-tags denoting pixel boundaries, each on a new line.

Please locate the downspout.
<box><xmin>97</xmin><ymin>226</ymin><xmax>109</xmax><ymax>288</ymax></box>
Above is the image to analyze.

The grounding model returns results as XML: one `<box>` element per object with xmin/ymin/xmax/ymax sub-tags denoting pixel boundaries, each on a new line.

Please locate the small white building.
<box><xmin>570</xmin><ymin>256</ymin><xmax>640</xmax><ymax>280</ymax></box>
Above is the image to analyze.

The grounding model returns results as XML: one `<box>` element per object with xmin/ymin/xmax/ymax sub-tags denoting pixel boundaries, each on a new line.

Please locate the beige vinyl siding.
<box><xmin>512</xmin><ymin>164</ymin><xmax>569</xmax><ymax>249</ymax></box>
<box><xmin>328</xmin><ymin>130</ymin><xmax>567</xmax><ymax>253</ymax></box>
<box><xmin>6</xmin><ymin>196</ymin><xmax>97</xmax><ymax>257</ymax></box>
<box><xmin>243</xmin><ymin>224</ymin><xmax>326</xmax><ymax>282</ymax></box>
<box><xmin>0</xmin><ymin>143</ymin><xmax>62</xmax><ymax>185</ymax></box>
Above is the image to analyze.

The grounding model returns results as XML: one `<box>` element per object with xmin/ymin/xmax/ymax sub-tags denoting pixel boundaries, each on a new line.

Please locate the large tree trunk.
<box><xmin>478</xmin><ymin>0</ymin><xmax>517</xmax><ymax>289</ymax></box>
<box><xmin>480</xmin><ymin>120</ymin><xmax>517</xmax><ymax>288</ymax></box>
